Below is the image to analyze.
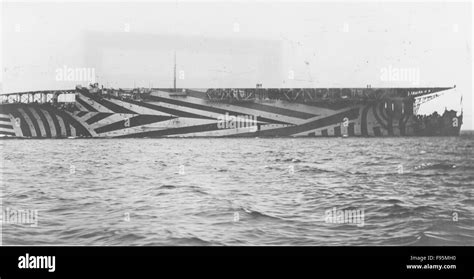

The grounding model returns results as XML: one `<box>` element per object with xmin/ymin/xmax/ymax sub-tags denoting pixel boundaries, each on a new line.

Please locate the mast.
<box><xmin>173</xmin><ymin>51</ymin><xmax>177</xmax><ymax>92</ymax></box>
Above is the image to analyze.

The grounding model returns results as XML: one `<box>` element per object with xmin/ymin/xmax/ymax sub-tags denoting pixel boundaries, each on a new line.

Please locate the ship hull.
<box><xmin>0</xmin><ymin>88</ymin><xmax>462</xmax><ymax>138</ymax></box>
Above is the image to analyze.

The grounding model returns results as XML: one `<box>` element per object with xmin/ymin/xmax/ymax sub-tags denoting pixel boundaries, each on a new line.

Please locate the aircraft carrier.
<box><xmin>0</xmin><ymin>84</ymin><xmax>463</xmax><ymax>138</ymax></box>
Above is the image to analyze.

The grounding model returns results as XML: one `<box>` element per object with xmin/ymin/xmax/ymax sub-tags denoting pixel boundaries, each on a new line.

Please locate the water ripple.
<box><xmin>1</xmin><ymin>136</ymin><xmax>473</xmax><ymax>245</ymax></box>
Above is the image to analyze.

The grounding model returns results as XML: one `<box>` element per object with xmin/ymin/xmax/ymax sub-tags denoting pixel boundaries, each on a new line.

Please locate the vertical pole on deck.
<box><xmin>173</xmin><ymin>51</ymin><xmax>177</xmax><ymax>92</ymax></box>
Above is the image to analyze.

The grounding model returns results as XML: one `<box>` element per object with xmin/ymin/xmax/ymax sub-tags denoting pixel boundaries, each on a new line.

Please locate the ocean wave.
<box><xmin>240</xmin><ymin>207</ymin><xmax>282</xmax><ymax>221</ymax></box>
<box><xmin>276</xmin><ymin>158</ymin><xmax>303</xmax><ymax>163</ymax></box>
<box><xmin>186</xmin><ymin>186</ymin><xmax>209</xmax><ymax>195</ymax></box>
<box><xmin>461</xmin><ymin>199</ymin><xmax>474</xmax><ymax>205</ymax></box>
<box><xmin>113</xmin><ymin>233</ymin><xmax>147</xmax><ymax>243</ymax></box>
<box><xmin>298</xmin><ymin>165</ymin><xmax>335</xmax><ymax>174</ymax></box>
<box><xmin>158</xmin><ymin>184</ymin><xmax>177</xmax><ymax>189</ymax></box>
<box><xmin>377</xmin><ymin>198</ymin><xmax>404</xmax><ymax>204</ymax></box>
<box><xmin>376</xmin><ymin>204</ymin><xmax>413</xmax><ymax>218</ymax></box>
<box><xmin>413</xmin><ymin>163</ymin><xmax>457</xmax><ymax>171</ymax></box>
<box><xmin>155</xmin><ymin>184</ymin><xmax>209</xmax><ymax>195</ymax></box>
<box><xmin>413</xmin><ymin>231</ymin><xmax>461</xmax><ymax>246</ymax></box>
<box><xmin>168</xmin><ymin>236</ymin><xmax>214</xmax><ymax>246</ymax></box>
